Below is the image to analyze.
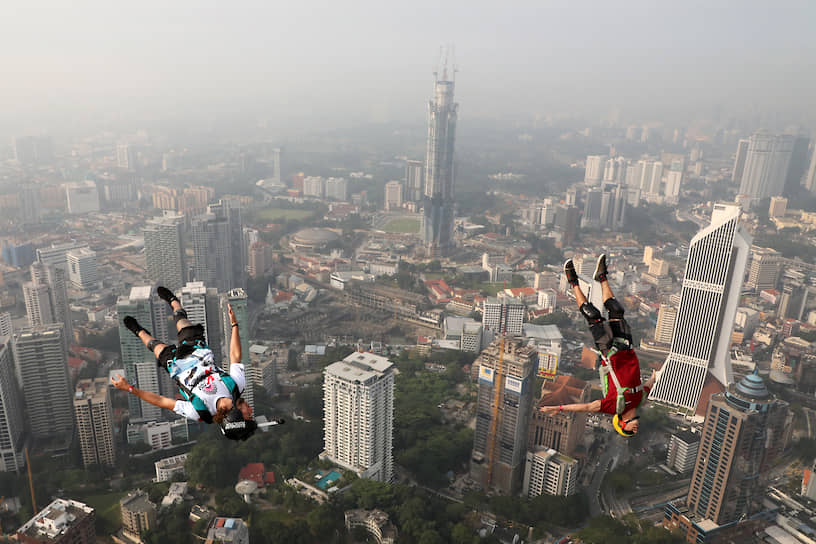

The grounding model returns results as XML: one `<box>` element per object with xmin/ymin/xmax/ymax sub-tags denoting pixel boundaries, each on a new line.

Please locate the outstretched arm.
<box><xmin>228</xmin><ymin>304</ymin><xmax>241</xmax><ymax>365</ymax></box>
<box><xmin>111</xmin><ymin>374</ymin><xmax>176</xmax><ymax>411</ymax></box>
<box><xmin>540</xmin><ymin>399</ymin><xmax>601</xmax><ymax>415</ymax></box>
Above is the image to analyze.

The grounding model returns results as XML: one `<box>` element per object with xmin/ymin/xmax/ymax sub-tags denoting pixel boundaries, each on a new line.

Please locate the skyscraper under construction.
<box><xmin>422</xmin><ymin>54</ymin><xmax>458</xmax><ymax>256</ymax></box>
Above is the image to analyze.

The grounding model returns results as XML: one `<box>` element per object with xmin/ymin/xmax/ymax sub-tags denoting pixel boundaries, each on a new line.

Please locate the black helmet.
<box><xmin>220</xmin><ymin>406</ymin><xmax>257</xmax><ymax>441</ymax></box>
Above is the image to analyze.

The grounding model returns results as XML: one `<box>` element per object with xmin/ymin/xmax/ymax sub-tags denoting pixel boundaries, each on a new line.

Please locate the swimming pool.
<box><xmin>315</xmin><ymin>470</ymin><xmax>342</xmax><ymax>490</ymax></box>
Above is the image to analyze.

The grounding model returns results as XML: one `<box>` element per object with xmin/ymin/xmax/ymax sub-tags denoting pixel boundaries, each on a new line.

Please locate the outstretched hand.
<box><xmin>111</xmin><ymin>373</ymin><xmax>131</xmax><ymax>391</ymax></box>
<box><xmin>539</xmin><ymin>405</ymin><xmax>560</xmax><ymax>415</ymax></box>
<box><xmin>228</xmin><ymin>304</ymin><xmax>237</xmax><ymax>326</ymax></box>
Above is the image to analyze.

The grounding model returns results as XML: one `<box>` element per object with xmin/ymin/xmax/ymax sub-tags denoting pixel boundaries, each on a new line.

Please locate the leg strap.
<box><xmin>147</xmin><ymin>339</ymin><xmax>161</xmax><ymax>352</ymax></box>
<box><xmin>173</xmin><ymin>309</ymin><xmax>188</xmax><ymax>323</ymax></box>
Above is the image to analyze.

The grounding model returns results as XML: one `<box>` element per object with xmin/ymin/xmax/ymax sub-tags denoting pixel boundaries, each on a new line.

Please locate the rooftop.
<box><xmin>325</xmin><ymin>352</ymin><xmax>394</xmax><ymax>383</ymax></box>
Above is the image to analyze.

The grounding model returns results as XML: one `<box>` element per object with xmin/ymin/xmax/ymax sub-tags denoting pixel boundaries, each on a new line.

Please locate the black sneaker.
<box><xmin>594</xmin><ymin>254</ymin><xmax>608</xmax><ymax>282</ymax></box>
<box><xmin>123</xmin><ymin>316</ymin><xmax>143</xmax><ymax>336</ymax></box>
<box><xmin>156</xmin><ymin>286</ymin><xmax>178</xmax><ymax>305</ymax></box>
<box><xmin>564</xmin><ymin>259</ymin><xmax>579</xmax><ymax>286</ymax></box>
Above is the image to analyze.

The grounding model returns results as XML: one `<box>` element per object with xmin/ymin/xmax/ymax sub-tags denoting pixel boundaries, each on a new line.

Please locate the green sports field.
<box><xmin>383</xmin><ymin>218</ymin><xmax>420</xmax><ymax>233</ymax></box>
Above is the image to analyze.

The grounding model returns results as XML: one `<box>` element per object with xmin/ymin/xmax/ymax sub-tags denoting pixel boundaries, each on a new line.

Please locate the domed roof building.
<box><xmin>288</xmin><ymin>228</ymin><xmax>340</xmax><ymax>252</ymax></box>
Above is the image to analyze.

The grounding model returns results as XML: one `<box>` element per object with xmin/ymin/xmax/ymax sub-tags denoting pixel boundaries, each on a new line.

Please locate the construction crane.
<box><xmin>25</xmin><ymin>448</ymin><xmax>35</xmax><ymax>514</ymax></box>
<box><xmin>485</xmin><ymin>332</ymin><xmax>505</xmax><ymax>489</ymax></box>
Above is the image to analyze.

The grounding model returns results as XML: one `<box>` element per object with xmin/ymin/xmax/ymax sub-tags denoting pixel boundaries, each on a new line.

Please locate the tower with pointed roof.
<box><xmin>529</xmin><ymin>376</ymin><xmax>590</xmax><ymax>457</ymax></box>
<box><xmin>684</xmin><ymin>371</ymin><xmax>790</xmax><ymax>526</ymax></box>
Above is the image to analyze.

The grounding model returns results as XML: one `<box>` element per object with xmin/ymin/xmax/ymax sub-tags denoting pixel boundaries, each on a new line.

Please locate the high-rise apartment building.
<box><xmin>26</xmin><ymin>262</ymin><xmax>71</xmax><ymax>342</ymax></box>
<box><xmin>529</xmin><ymin>376</ymin><xmax>590</xmax><ymax>457</ymax></box>
<box><xmin>745</xmin><ymin>246</ymin><xmax>781</xmax><ymax>292</ymax></box>
<box><xmin>23</xmin><ymin>282</ymin><xmax>54</xmax><ymax>326</ymax></box>
<box><xmin>0</xmin><ymin>313</ymin><xmax>12</xmax><ymax>338</ymax></box>
<box><xmin>144</xmin><ymin>211</ymin><xmax>186</xmax><ymax>291</ymax></box>
<box><xmin>18</xmin><ymin>185</ymin><xmax>41</xmax><ymax>224</ymax></box>
<box><xmin>191</xmin><ymin>199</ymin><xmax>245</xmax><ymax>293</ymax></box>
<box><xmin>482</xmin><ymin>297</ymin><xmax>524</xmax><ymax>337</ymax></box>
<box><xmin>302</xmin><ymin>176</ymin><xmax>324</xmax><ymax>198</ymax></box>
<box><xmin>120</xmin><ymin>490</ymin><xmax>157</xmax><ymax>541</ymax></box>
<box><xmin>325</xmin><ymin>177</ymin><xmax>348</xmax><ymax>201</ymax></box>
<box><xmin>0</xmin><ymin>338</ymin><xmax>26</xmax><ymax>472</ymax></box>
<box><xmin>522</xmin><ymin>447</ymin><xmax>578</xmax><ymax>498</ymax></box>
<box><xmin>66</xmin><ymin>248</ymin><xmax>97</xmax><ymax>290</ymax></box>
<box><xmin>220</xmin><ymin>288</ymin><xmax>253</xmax><ymax>410</ymax></box>
<box><xmin>74</xmin><ymin>378</ymin><xmax>115</xmax><ymax>468</ymax></box>
<box><xmin>384</xmin><ymin>181</ymin><xmax>403</xmax><ymax>211</ymax></box>
<box><xmin>422</xmin><ymin>60</ymin><xmax>458</xmax><ymax>256</ymax></box>
<box><xmin>13</xmin><ymin>325</ymin><xmax>73</xmax><ymax>439</ymax></box>
<box><xmin>805</xmin><ymin>143</ymin><xmax>816</xmax><ymax>193</ymax></box>
<box><xmin>654</xmin><ymin>304</ymin><xmax>678</xmax><ymax>344</ymax></box>
<box><xmin>36</xmin><ymin>242</ymin><xmax>88</xmax><ymax>271</ymax></box>
<box><xmin>63</xmin><ymin>180</ymin><xmax>100</xmax><ymax>214</ymax></box>
<box><xmin>686</xmin><ymin>373</ymin><xmax>788</xmax><ymax>525</ymax></box>
<box><xmin>738</xmin><ymin>132</ymin><xmax>795</xmax><ymax>203</ymax></box>
<box><xmin>666</xmin><ymin>430</ymin><xmax>700</xmax><ymax>474</ymax></box>
<box><xmin>650</xmin><ymin>204</ymin><xmax>751</xmax><ymax>415</ymax></box>
<box><xmin>117</xmin><ymin>287</ymin><xmax>162</xmax><ymax>420</ymax></box>
<box><xmin>732</xmin><ymin>138</ymin><xmax>750</xmax><ymax>184</ymax></box>
<box><xmin>405</xmin><ymin>159</ymin><xmax>424</xmax><ymax>202</ymax></box>
<box><xmin>322</xmin><ymin>352</ymin><xmax>394</xmax><ymax>482</ymax></box>
<box><xmin>584</xmin><ymin>155</ymin><xmax>607</xmax><ymax>185</ymax></box>
<box><xmin>471</xmin><ymin>338</ymin><xmax>537</xmax><ymax>494</ymax></box>
<box><xmin>117</xmin><ymin>144</ymin><xmax>135</xmax><ymax>170</ymax></box>
<box><xmin>17</xmin><ymin>499</ymin><xmax>95</xmax><ymax>544</ymax></box>
<box><xmin>784</xmin><ymin>135</ymin><xmax>810</xmax><ymax>195</ymax></box>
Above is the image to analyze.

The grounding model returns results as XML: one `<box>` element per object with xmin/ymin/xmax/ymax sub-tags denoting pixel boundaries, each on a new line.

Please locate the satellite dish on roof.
<box><xmin>235</xmin><ymin>480</ymin><xmax>258</xmax><ymax>503</ymax></box>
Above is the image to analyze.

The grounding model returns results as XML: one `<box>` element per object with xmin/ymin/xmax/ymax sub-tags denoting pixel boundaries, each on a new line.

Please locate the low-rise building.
<box><xmin>120</xmin><ymin>490</ymin><xmax>156</xmax><ymax>541</ymax></box>
<box><xmin>155</xmin><ymin>453</ymin><xmax>188</xmax><ymax>482</ymax></box>
<box><xmin>344</xmin><ymin>509</ymin><xmax>397</xmax><ymax>544</ymax></box>
<box><xmin>205</xmin><ymin>517</ymin><xmax>249</xmax><ymax>544</ymax></box>
<box><xmin>17</xmin><ymin>499</ymin><xmax>95</xmax><ymax>544</ymax></box>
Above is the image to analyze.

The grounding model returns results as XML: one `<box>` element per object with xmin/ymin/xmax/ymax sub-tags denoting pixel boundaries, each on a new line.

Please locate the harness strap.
<box><xmin>593</xmin><ymin>343</ymin><xmax>641</xmax><ymax>415</ymax></box>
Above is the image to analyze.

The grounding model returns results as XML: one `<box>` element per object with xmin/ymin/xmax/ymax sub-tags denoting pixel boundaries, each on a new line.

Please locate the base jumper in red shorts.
<box><xmin>539</xmin><ymin>255</ymin><xmax>655</xmax><ymax>436</ymax></box>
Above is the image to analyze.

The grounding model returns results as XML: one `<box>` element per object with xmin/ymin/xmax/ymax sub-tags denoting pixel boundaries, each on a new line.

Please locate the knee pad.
<box><xmin>580</xmin><ymin>302</ymin><xmax>603</xmax><ymax>323</ymax></box>
<box><xmin>610</xmin><ymin>319</ymin><xmax>632</xmax><ymax>344</ymax></box>
<box><xmin>173</xmin><ymin>309</ymin><xmax>188</xmax><ymax>323</ymax></box>
<box><xmin>604</xmin><ymin>298</ymin><xmax>625</xmax><ymax>320</ymax></box>
<box><xmin>147</xmin><ymin>339</ymin><xmax>161</xmax><ymax>352</ymax></box>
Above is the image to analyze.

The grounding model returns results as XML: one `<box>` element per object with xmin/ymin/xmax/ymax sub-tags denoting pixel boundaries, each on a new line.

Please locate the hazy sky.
<box><xmin>2</xmin><ymin>0</ymin><xmax>815</xmax><ymax>131</ymax></box>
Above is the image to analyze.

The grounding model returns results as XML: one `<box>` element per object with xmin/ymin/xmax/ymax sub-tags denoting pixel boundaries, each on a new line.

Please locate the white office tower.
<box><xmin>0</xmin><ymin>338</ymin><xmax>26</xmax><ymax>472</ymax></box>
<box><xmin>303</xmin><ymin>176</ymin><xmax>325</xmax><ymax>198</ymax></box>
<box><xmin>117</xmin><ymin>287</ymin><xmax>162</xmax><ymax>420</ymax></box>
<box><xmin>522</xmin><ymin>447</ymin><xmax>578</xmax><ymax>498</ymax></box>
<box><xmin>482</xmin><ymin>297</ymin><xmax>524</xmax><ymax>337</ymax></box>
<box><xmin>732</xmin><ymin>138</ymin><xmax>750</xmax><ymax>184</ymax></box>
<box><xmin>738</xmin><ymin>132</ymin><xmax>795</xmax><ymax>204</ymax></box>
<box><xmin>74</xmin><ymin>378</ymin><xmax>115</xmax><ymax>468</ymax></box>
<box><xmin>584</xmin><ymin>155</ymin><xmax>607</xmax><ymax>186</ymax></box>
<box><xmin>384</xmin><ymin>181</ymin><xmax>403</xmax><ymax>211</ymax></box>
<box><xmin>66</xmin><ymin>248</ymin><xmax>97</xmax><ymax>290</ymax></box>
<box><xmin>63</xmin><ymin>180</ymin><xmax>100</xmax><ymax>214</ymax></box>
<box><xmin>322</xmin><ymin>352</ymin><xmax>394</xmax><ymax>482</ymax></box>
<box><xmin>405</xmin><ymin>160</ymin><xmax>424</xmax><ymax>202</ymax></box>
<box><xmin>191</xmin><ymin>199</ymin><xmax>245</xmax><ymax>293</ymax></box>
<box><xmin>220</xmin><ymin>289</ymin><xmax>253</xmax><ymax>410</ymax></box>
<box><xmin>666</xmin><ymin>431</ymin><xmax>700</xmax><ymax>474</ymax></box>
<box><xmin>23</xmin><ymin>282</ymin><xmax>54</xmax><ymax>326</ymax></box>
<box><xmin>325</xmin><ymin>177</ymin><xmax>348</xmax><ymax>201</ymax></box>
<box><xmin>144</xmin><ymin>212</ymin><xmax>186</xmax><ymax>291</ymax></box>
<box><xmin>13</xmin><ymin>325</ymin><xmax>74</xmax><ymax>439</ymax></box>
<box><xmin>650</xmin><ymin>204</ymin><xmax>752</xmax><ymax>415</ymax></box>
